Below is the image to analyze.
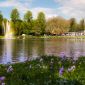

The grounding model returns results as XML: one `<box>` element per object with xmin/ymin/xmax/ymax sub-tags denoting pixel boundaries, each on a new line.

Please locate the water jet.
<box><xmin>3</xmin><ymin>21</ymin><xmax>14</xmax><ymax>39</ymax></box>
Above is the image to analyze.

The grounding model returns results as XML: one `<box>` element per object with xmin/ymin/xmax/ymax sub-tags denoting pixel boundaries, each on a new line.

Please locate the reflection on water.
<box><xmin>0</xmin><ymin>38</ymin><xmax>85</xmax><ymax>64</ymax></box>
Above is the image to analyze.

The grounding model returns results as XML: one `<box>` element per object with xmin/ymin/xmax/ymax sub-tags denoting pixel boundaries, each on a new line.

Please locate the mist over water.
<box><xmin>0</xmin><ymin>38</ymin><xmax>85</xmax><ymax>64</ymax></box>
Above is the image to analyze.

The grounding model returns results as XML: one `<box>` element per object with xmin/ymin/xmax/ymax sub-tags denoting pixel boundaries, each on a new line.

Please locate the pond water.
<box><xmin>0</xmin><ymin>38</ymin><xmax>85</xmax><ymax>64</ymax></box>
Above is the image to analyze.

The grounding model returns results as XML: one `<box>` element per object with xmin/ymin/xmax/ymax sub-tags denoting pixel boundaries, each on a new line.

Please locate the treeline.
<box><xmin>0</xmin><ymin>9</ymin><xmax>85</xmax><ymax>36</ymax></box>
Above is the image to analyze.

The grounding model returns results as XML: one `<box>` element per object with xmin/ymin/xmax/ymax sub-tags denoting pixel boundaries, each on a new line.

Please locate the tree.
<box><xmin>10</xmin><ymin>9</ymin><xmax>21</xmax><ymax>35</ymax></box>
<box><xmin>37</xmin><ymin>12</ymin><xmax>46</xmax><ymax>35</ymax></box>
<box><xmin>46</xmin><ymin>17</ymin><xmax>69</xmax><ymax>35</ymax></box>
<box><xmin>0</xmin><ymin>11</ymin><xmax>3</xmax><ymax>35</ymax></box>
<box><xmin>23</xmin><ymin>11</ymin><xmax>33</xmax><ymax>34</ymax></box>
<box><xmin>31</xmin><ymin>19</ymin><xmax>41</xmax><ymax>35</ymax></box>
<box><xmin>69</xmin><ymin>18</ymin><xmax>77</xmax><ymax>32</ymax></box>
<box><xmin>10</xmin><ymin>9</ymin><xmax>20</xmax><ymax>22</ymax></box>
<box><xmin>0</xmin><ymin>11</ymin><xmax>3</xmax><ymax>22</ymax></box>
<box><xmin>79</xmin><ymin>19</ymin><xmax>85</xmax><ymax>31</ymax></box>
<box><xmin>24</xmin><ymin>11</ymin><xmax>32</xmax><ymax>22</ymax></box>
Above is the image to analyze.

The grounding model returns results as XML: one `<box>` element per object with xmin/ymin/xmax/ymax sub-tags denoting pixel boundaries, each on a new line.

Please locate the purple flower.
<box><xmin>0</xmin><ymin>76</ymin><xmax>5</xmax><ymax>81</ymax></box>
<box><xmin>60</xmin><ymin>52</ymin><xmax>66</xmax><ymax>59</ymax></box>
<box><xmin>59</xmin><ymin>66</ymin><xmax>64</xmax><ymax>76</ymax></box>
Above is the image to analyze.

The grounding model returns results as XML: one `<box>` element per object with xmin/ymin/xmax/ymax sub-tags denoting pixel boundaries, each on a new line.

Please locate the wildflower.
<box><xmin>7</xmin><ymin>65</ymin><xmax>13</xmax><ymax>73</ymax></box>
<box><xmin>43</xmin><ymin>65</ymin><xmax>47</xmax><ymax>69</ymax></box>
<box><xmin>60</xmin><ymin>52</ymin><xmax>66</xmax><ymax>59</ymax></box>
<box><xmin>1</xmin><ymin>83</ymin><xmax>5</xmax><ymax>85</ymax></box>
<box><xmin>68</xmin><ymin>65</ymin><xmax>76</xmax><ymax>72</ymax></box>
<box><xmin>40</xmin><ymin>58</ymin><xmax>43</xmax><ymax>62</ymax></box>
<box><xmin>59</xmin><ymin>66</ymin><xmax>64</xmax><ymax>76</ymax></box>
<box><xmin>0</xmin><ymin>76</ymin><xmax>5</xmax><ymax>81</ymax></box>
<box><xmin>50</xmin><ymin>60</ymin><xmax>54</xmax><ymax>71</ymax></box>
<box><xmin>6</xmin><ymin>62</ymin><xmax>11</xmax><ymax>67</ymax></box>
<box><xmin>29</xmin><ymin>65</ymin><xmax>32</xmax><ymax>69</ymax></box>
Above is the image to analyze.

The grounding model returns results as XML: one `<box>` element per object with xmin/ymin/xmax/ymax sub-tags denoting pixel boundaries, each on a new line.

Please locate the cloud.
<box><xmin>31</xmin><ymin>7</ymin><xmax>58</xmax><ymax>19</ymax></box>
<box><xmin>0</xmin><ymin>1</ymin><xmax>15</xmax><ymax>7</ymax></box>
<box><xmin>0</xmin><ymin>0</ymin><xmax>85</xmax><ymax>20</ymax></box>
<box><xmin>0</xmin><ymin>0</ymin><xmax>58</xmax><ymax>19</ymax></box>
<box><xmin>54</xmin><ymin>0</ymin><xmax>85</xmax><ymax>20</ymax></box>
<box><xmin>0</xmin><ymin>0</ymin><xmax>32</xmax><ymax>13</ymax></box>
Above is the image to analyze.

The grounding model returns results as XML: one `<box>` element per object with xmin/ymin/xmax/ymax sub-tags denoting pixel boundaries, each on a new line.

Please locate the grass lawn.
<box><xmin>0</xmin><ymin>55</ymin><xmax>85</xmax><ymax>85</ymax></box>
<box><xmin>1</xmin><ymin>35</ymin><xmax>85</xmax><ymax>39</ymax></box>
<box><xmin>0</xmin><ymin>36</ymin><xmax>4</xmax><ymax>39</ymax></box>
<box><xmin>38</xmin><ymin>35</ymin><xmax>85</xmax><ymax>39</ymax></box>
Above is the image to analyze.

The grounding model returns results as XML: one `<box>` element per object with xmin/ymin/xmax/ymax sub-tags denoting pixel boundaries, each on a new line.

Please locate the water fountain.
<box><xmin>3</xmin><ymin>21</ymin><xmax>14</xmax><ymax>39</ymax></box>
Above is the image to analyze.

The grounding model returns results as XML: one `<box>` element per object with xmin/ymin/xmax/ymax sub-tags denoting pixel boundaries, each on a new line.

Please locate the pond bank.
<box><xmin>0</xmin><ymin>55</ymin><xmax>85</xmax><ymax>85</ymax></box>
<box><xmin>1</xmin><ymin>35</ymin><xmax>85</xmax><ymax>39</ymax></box>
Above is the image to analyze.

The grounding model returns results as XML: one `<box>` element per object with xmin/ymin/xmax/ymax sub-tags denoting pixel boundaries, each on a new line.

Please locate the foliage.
<box><xmin>46</xmin><ymin>17</ymin><xmax>69</xmax><ymax>35</ymax></box>
<box><xmin>24</xmin><ymin>11</ymin><xmax>32</xmax><ymax>22</ymax></box>
<box><xmin>0</xmin><ymin>56</ymin><xmax>85</xmax><ymax>85</ymax></box>
<box><xmin>69</xmin><ymin>18</ymin><xmax>77</xmax><ymax>32</ymax></box>
<box><xmin>37</xmin><ymin>12</ymin><xmax>46</xmax><ymax>35</ymax></box>
<box><xmin>0</xmin><ymin>9</ymin><xmax>85</xmax><ymax>36</ymax></box>
<box><xmin>0</xmin><ymin>12</ymin><xmax>3</xmax><ymax>35</ymax></box>
<box><xmin>78</xmin><ymin>19</ymin><xmax>85</xmax><ymax>31</ymax></box>
<box><xmin>23</xmin><ymin>11</ymin><xmax>33</xmax><ymax>35</ymax></box>
<box><xmin>10</xmin><ymin>9</ymin><xmax>20</xmax><ymax>22</ymax></box>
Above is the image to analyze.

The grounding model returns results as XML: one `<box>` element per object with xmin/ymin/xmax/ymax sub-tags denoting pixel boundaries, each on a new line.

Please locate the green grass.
<box><xmin>0</xmin><ymin>36</ymin><xmax>4</xmax><ymax>38</ymax></box>
<box><xmin>38</xmin><ymin>35</ymin><xmax>85</xmax><ymax>39</ymax></box>
<box><xmin>0</xmin><ymin>55</ymin><xmax>85</xmax><ymax>85</ymax></box>
<box><xmin>23</xmin><ymin>35</ymin><xmax>85</xmax><ymax>39</ymax></box>
<box><xmin>1</xmin><ymin>35</ymin><xmax>85</xmax><ymax>39</ymax></box>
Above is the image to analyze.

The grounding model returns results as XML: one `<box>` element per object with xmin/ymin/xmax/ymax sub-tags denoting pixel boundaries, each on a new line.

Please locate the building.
<box><xmin>64</xmin><ymin>31</ymin><xmax>85</xmax><ymax>36</ymax></box>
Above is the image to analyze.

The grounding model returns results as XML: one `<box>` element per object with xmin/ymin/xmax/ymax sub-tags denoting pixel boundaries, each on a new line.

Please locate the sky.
<box><xmin>0</xmin><ymin>0</ymin><xmax>85</xmax><ymax>20</ymax></box>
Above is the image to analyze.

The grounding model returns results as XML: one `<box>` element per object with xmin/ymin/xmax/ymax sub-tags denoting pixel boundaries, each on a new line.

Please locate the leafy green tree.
<box><xmin>15</xmin><ymin>20</ymin><xmax>22</xmax><ymax>35</ymax></box>
<box><xmin>79</xmin><ymin>19</ymin><xmax>85</xmax><ymax>31</ymax></box>
<box><xmin>69</xmin><ymin>18</ymin><xmax>77</xmax><ymax>32</ymax></box>
<box><xmin>32</xmin><ymin>20</ymin><xmax>41</xmax><ymax>35</ymax></box>
<box><xmin>23</xmin><ymin>11</ymin><xmax>33</xmax><ymax>34</ymax></box>
<box><xmin>10</xmin><ymin>9</ymin><xmax>20</xmax><ymax>22</ymax></box>
<box><xmin>0</xmin><ymin>12</ymin><xmax>3</xmax><ymax>22</ymax></box>
<box><xmin>37</xmin><ymin>12</ymin><xmax>46</xmax><ymax>35</ymax></box>
<box><xmin>10</xmin><ymin>9</ymin><xmax>22</xmax><ymax>35</ymax></box>
<box><xmin>24</xmin><ymin>11</ymin><xmax>32</xmax><ymax>22</ymax></box>
<box><xmin>20</xmin><ymin>22</ymin><xmax>26</xmax><ymax>34</ymax></box>
<box><xmin>0</xmin><ymin>11</ymin><xmax>3</xmax><ymax>35</ymax></box>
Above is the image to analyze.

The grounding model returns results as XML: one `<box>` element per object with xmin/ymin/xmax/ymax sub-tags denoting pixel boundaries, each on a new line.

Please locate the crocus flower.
<box><xmin>7</xmin><ymin>62</ymin><xmax>11</xmax><ymax>66</ymax></box>
<box><xmin>40</xmin><ymin>58</ymin><xmax>43</xmax><ymax>62</ymax></box>
<box><xmin>7</xmin><ymin>65</ymin><xmax>13</xmax><ymax>73</ymax></box>
<box><xmin>68</xmin><ymin>65</ymin><xmax>76</xmax><ymax>72</ymax></box>
<box><xmin>60</xmin><ymin>52</ymin><xmax>66</xmax><ymax>59</ymax></box>
<box><xmin>29</xmin><ymin>65</ymin><xmax>32</xmax><ymax>69</ymax></box>
<box><xmin>0</xmin><ymin>76</ymin><xmax>5</xmax><ymax>81</ymax></box>
<box><xmin>1</xmin><ymin>83</ymin><xmax>5</xmax><ymax>85</ymax></box>
<box><xmin>59</xmin><ymin>66</ymin><xmax>64</xmax><ymax>76</ymax></box>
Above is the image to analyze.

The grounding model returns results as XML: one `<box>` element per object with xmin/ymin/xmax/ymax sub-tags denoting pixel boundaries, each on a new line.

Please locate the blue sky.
<box><xmin>0</xmin><ymin>0</ymin><xmax>85</xmax><ymax>20</ymax></box>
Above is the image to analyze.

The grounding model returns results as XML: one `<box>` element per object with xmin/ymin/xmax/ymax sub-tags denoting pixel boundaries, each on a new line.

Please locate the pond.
<box><xmin>0</xmin><ymin>38</ymin><xmax>85</xmax><ymax>64</ymax></box>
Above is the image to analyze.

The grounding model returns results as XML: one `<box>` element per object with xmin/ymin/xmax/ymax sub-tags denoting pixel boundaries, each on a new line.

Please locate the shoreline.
<box><xmin>1</xmin><ymin>35</ymin><xmax>85</xmax><ymax>39</ymax></box>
